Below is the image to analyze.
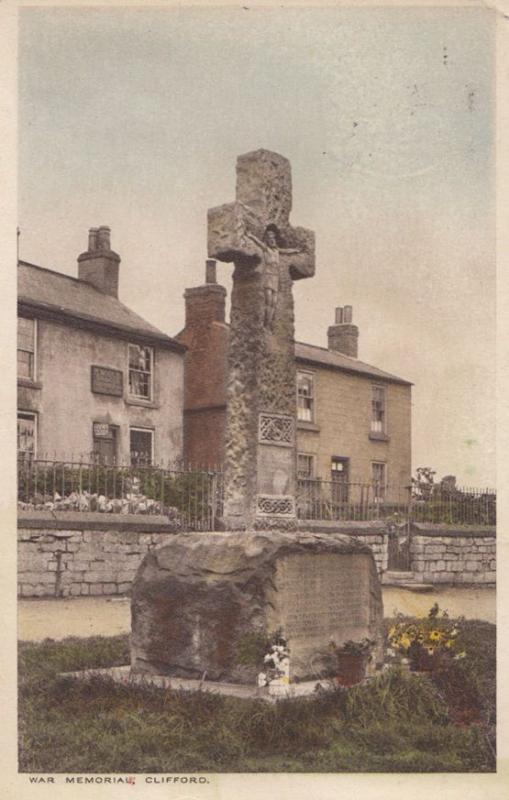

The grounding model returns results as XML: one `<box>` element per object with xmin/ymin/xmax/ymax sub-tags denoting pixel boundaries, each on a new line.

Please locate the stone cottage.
<box><xmin>17</xmin><ymin>226</ymin><xmax>185</xmax><ymax>465</ymax></box>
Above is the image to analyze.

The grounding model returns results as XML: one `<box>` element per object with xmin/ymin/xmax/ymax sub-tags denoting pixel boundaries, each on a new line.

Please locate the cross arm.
<box><xmin>208</xmin><ymin>201</ymin><xmax>265</xmax><ymax>266</ymax></box>
<box><xmin>281</xmin><ymin>226</ymin><xmax>315</xmax><ymax>281</ymax></box>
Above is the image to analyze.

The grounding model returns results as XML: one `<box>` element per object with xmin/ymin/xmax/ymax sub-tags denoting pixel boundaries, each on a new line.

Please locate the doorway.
<box><xmin>92</xmin><ymin>423</ymin><xmax>118</xmax><ymax>465</ymax></box>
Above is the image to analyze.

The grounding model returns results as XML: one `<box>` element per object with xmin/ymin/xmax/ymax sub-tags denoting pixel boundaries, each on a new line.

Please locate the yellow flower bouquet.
<box><xmin>388</xmin><ymin>604</ymin><xmax>466</xmax><ymax>672</ymax></box>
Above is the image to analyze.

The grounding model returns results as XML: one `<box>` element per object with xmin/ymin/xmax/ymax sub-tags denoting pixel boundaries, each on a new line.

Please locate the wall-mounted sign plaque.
<box><xmin>93</xmin><ymin>422</ymin><xmax>113</xmax><ymax>439</ymax></box>
<box><xmin>91</xmin><ymin>365</ymin><xmax>123</xmax><ymax>397</ymax></box>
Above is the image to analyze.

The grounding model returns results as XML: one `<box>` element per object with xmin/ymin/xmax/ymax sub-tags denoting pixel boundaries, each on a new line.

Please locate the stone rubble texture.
<box><xmin>207</xmin><ymin>150</ymin><xmax>315</xmax><ymax>530</ymax></box>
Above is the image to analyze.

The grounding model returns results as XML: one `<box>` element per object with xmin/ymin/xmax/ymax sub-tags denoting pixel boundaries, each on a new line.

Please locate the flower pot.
<box><xmin>409</xmin><ymin>649</ymin><xmax>431</xmax><ymax>672</ymax></box>
<box><xmin>334</xmin><ymin>653</ymin><xmax>367</xmax><ymax>687</ymax></box>
<box><xmin>410</xmin><ymin>648</ymin><xmax>452</xmax><ymax>673</ymax></box>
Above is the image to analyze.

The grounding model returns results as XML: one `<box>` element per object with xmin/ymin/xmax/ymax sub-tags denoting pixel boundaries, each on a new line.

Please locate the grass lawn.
<box><xmin>18</xmin><ymin>619</ymin><xmax>495</xmax><ymax>773</ymax></box>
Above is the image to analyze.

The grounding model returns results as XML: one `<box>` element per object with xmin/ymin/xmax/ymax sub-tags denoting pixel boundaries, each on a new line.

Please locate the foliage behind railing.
<box><xmin>17</xmin><ymin>457</ymin><xmax>223</xmax><ymax>531</ymax></box>
<box><xmin>296</xmin><ymin>478</ymin><xmax>496</xmax><ymax>526</ymax></box>
<box><xmin>18</xmin><ymin>458</ymin><xmax>496</xmax><ymax>528</ymax></box>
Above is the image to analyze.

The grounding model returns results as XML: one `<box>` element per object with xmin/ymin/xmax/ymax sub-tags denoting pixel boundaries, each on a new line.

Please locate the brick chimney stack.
<box><xmin>184</xmin><ymin>259</ymin><xmax>226</xmax><ymax>327</ymax></box>
<box><xmin>78</xmin><ymin>225</ymin><xmax>121</xmax><ymax>298</ymax></box>
<box><xmin>178</xmin><ymin>260</ymin><xmax>229</xmax><ymax>466</ymax></box>
<box><xmin>327</xmin><ymin>306</ymin><xmax>359</xmax><ymax>358</ymax></box>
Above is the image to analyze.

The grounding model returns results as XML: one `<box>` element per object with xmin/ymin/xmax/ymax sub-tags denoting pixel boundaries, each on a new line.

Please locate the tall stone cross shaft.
<box><xmin>208</xmin><ymin>150</ymin><xmax>315</xmax><ymax>530</ymax></box>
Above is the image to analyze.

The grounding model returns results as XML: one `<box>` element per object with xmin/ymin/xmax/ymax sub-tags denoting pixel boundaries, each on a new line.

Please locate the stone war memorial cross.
<box><xmin>208</xmin><ymin>149</ymin><xmax>315</xmax><ymax>530</ymax></box>
<box><xmin>130</xmin><ymin>150</ymin><xmax>383</xmax><ymax>695</ymax></box>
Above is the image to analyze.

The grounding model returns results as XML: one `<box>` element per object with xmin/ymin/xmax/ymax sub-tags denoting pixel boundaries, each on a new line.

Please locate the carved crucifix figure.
<box><xmin>208</xmin><ymin>149</ymin><xmax>315</xmax><ymax>530</ymax></box>
<box><xmin>245</xmin><ymin>225</ymin><xmax>302</xmax><ymax>331</ymax></box>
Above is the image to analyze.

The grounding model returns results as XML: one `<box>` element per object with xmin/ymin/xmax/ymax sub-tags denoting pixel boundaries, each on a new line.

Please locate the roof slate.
<box><xmin>18</xmin><ymin>261</ymin><xmax>183</xmax><ymax>350</ymax></box>
<box><xmin>295</xmin><ymin>341</ymin><xmax>411</xmax><ymax>385</ymax></box>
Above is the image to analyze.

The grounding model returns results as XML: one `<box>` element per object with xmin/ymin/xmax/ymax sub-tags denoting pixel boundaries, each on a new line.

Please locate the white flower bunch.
<box><xmin>257</xmin><ymin>638</ymin><xmax>290</xmax><ymax>687</ymax></box>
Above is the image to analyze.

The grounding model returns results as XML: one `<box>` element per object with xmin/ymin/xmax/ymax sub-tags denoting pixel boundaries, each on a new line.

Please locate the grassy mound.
<box><xmin>18</xmin><ymin>619</ymin><xmax>495</xmax><ymax>773</ymax></box>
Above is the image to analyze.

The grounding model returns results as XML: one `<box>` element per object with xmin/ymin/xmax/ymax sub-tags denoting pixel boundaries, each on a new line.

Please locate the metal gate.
<box><xmin>387</xmin><ymin>525</ymin><xmax>411</xmax><ymax>571</ymax></box>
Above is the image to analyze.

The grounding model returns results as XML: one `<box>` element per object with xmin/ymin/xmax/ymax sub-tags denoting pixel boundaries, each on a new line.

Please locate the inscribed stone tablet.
<box><xmin>267</xmin><ymin>552</ymin><xmax>372</xmax><ymax>679</ymax></box>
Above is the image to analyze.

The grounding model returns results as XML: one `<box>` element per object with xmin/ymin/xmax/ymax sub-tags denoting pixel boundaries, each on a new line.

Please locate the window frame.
<box><xmin>129</xmin><ymin>426</ymin><xmax>155</xmax><ymax>467</ymax></box>
<box><xmin>127</xmin><ymin>343</ymin><xmax>154</xmax><ymax>402</ymax></box>
<box><xmin>297</xmin><ymin>370</ymin><xmax>315</xmax><ymax>423</ymax></box>
<box><xmin>371</xmin><ymin>460</ymin><xmax>387</xmax><ymax>501</ymax></box>
<box><xmin>297</xmin><ymin>452</ymin><xmax>315</xmax><ymax>480</ymax></box>
<box><xmin>17</xmin><ymin>410</ymin><xmax>37</xmax><ymax>458</ymax></box>
<box><xmin>17</xmin><ymin>316</ymin><xmax>37</xmax><ymax>382</ymax></box>
<box><xmin>371</xmin><ymin>384</ymin><xmax>387</xmax><ymax>435</ymax></box>
<box><xmin>330</xmin><ymin>456</ymin><xmax>349</xmax><ymax>479</ymax></box>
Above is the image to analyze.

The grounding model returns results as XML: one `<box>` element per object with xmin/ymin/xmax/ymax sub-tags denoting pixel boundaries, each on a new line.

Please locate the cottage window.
<box><xmin>18</xmin><ymin>317</ymin><xmax>36</xmax><ymax>381</ymax></box>
<box><xmin>372</xmin><ymin>461</ymin><xmax>387</xmax><ymax>500</ymax></box>
<box><xmin>371</xmin><ymin>385</ymin><xmax>386</xmax><ymax>434</ymax></box>
<box><xmin>130</xmin><ymin>427</ymin><xmax>154</xmax><ymax>467</ymax></box>
<box><xmin>297</xmin><ymin>372</ymin><xmax>314</xmax><ymax>422</ymax></box>
<box><xmin>297</xmin><ymin>453</ymin><xmax>315</xmax><ymax>479</ymax></box>
<box><xmin>128</xmin><ymin>344</ymin><xmax>153</xmax><ymax>400</ymax></box>
<box><xmin>18</xmin><ymin>412</ymin><xmax>36</xmax><ymax>458</ymax></box>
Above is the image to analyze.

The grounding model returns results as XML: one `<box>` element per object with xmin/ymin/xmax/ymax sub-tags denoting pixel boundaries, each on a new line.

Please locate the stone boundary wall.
<box><xmin>301</xmin><ymin>521</ymin><xmax>496</xmax><ymax>585</ymax></box>
<box><xmin>18</xmin><ymin>514</ymin><xmax>495</xmax><ymax>597</ymax></box>
<box><xmin>18</xmin><ymin>512</ymin><xmax>178</xmax><ymax>598</ymax></box>
<box><xmin>408</xmin><ymin>523</ymin><xmax>496</xmax><ymax>585</ymax></box>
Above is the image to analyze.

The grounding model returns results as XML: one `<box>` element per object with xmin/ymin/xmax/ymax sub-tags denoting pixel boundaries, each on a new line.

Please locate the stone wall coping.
<box><xmin>18</xmin><ymin>510</ymin><xmax>179</xmax><ymax>533</ymax></box>
<box><xmin>16</xmin><ymin>512</ymin><xmax>496</xmax><ymax>538</ymax></box>
<box><xmin>298</xmin><ymin>519</ymin><xmax>388</xmax><ymax>534</ymax></box>
<box><xmin>409</xmin><ymin>522</ymin><xmax>496</xmax><ymax>538</ymax></box>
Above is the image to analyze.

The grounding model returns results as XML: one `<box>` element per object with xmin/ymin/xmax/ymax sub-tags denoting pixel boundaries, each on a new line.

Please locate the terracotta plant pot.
<box><xmin>334</xmin><ymin>653</ymin><xmax>367</xmax><ymax>687</ymax></box>
<box><xmin>410</xmin><ymin>648</ymin><xmax>447</xmax><ymax>673</ymax></box>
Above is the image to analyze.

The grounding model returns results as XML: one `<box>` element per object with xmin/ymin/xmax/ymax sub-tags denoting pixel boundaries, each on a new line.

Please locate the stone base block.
<box><xmin>131</xmin><ymin>530</ymin><xmax>384</xmax><ymax>686</ymax></box>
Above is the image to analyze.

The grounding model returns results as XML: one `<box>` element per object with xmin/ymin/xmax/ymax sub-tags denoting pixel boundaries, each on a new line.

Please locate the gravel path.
<box><xmin>18</xmin><ymin>586</ymin><xmax>495</xmax><ymax>642</ymax></box>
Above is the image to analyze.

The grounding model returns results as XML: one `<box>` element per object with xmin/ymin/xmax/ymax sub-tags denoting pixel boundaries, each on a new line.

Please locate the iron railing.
<box><xmin>17</xmin><ymin>457</ymin><xmax>496</xmax><ymax>528</ymax></box>
<box><xmin>296</xmin><ymin>478</ymin><xmax>496</xmax><ymax>526</ymax></box>
<box><xmin>17</xmin><ymin>456</ymin><xmax>223</xmax><ymax>531</ymax></box>
<box><xmin>410</xmin><ymin>484</ymin><xmax>496</xmax><ymax>526</ymax></box>
<box><xmin>296</xmin><ymin>479</ymin><xmax>411</xmax><ymax>522</ymax></box>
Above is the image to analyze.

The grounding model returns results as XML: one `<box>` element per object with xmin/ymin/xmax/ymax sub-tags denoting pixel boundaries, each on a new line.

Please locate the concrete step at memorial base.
<box><xmin>382</xmin><ymin>571</ymin><xmax>434</xmax><ymax>592</ymax></box>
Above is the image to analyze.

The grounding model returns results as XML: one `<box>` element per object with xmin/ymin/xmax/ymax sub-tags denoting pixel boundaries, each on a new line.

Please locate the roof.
<box><xmin>178</xmin><ymin>314</ymin><xmax>410</xmax><ymax>385</ymax></box>
<box><xmin>295</xmin><ymin>341</ymin><xmax>412</xmax><ymax>385</ymax></box>
<box><xmin>18</xmin><ymin>261</ymin><xmax>185</xmax><ymax>353</ymax></box>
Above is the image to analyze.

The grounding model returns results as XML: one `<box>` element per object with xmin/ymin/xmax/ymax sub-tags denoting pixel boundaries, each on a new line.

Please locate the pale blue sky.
<box><xmin>18</xmin><ymin>6</ymin><xmax>496</xmax><ymax>486</ymax></box>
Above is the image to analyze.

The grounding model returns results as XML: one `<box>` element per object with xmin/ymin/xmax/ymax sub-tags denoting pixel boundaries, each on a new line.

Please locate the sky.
<box><xmin>17</xmin><ymin>4</ymin><xmax>496</xmax><ymax>487</ymax></box>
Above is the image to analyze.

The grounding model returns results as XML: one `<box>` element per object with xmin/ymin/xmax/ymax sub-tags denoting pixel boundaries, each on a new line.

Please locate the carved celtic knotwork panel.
<box><xmin>258</xmin><ymin>413</ymin><xmax>294</xmax><ymax>447</ymax></box>
<box><xmin>256</xmin><ymin>495</ymin><xmax>296</xmax><ymax>517</ymax></box>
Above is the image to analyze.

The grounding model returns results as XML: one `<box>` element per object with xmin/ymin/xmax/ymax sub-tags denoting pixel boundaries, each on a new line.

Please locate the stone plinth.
<box><xmin>130</xmin><ymin>531</ymin><xmax>384</xmax><ymax>684</ymax></box>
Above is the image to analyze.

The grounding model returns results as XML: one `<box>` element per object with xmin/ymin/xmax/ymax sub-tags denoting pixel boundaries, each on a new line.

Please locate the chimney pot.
<box><xmin>343</xmin><ymin>305</ymin><xmax>353</xmax><ymax>323</ymax></box>
<box><xmin>335</xmin><ymin>306</ymin><xmax>344</xmax><ymax>324</ymax></box>
<box><xmin>97</xmin><ymin>226</ymin><xmax>111</xmax><ymax>251</ymax></box>
<box><xmin>206</xmin><ymin>259</ymin><xmax>217</xmax><ymax>284</ymax></box>
<box><xmin>88</xmin><ymin>228</ymin><xmax>99</xmax><ymax>252</ymax></box>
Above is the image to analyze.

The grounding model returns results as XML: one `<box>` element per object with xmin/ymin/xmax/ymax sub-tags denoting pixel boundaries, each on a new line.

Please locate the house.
<box><xmin>177</xmin><ymin>260</ymin><xmax>412</xmax><ymax>501</ymax></box>
<box><xmin>17</xmin><ymin>226</ymin><xmax>185</xmax><ymax>465</ymax></box>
